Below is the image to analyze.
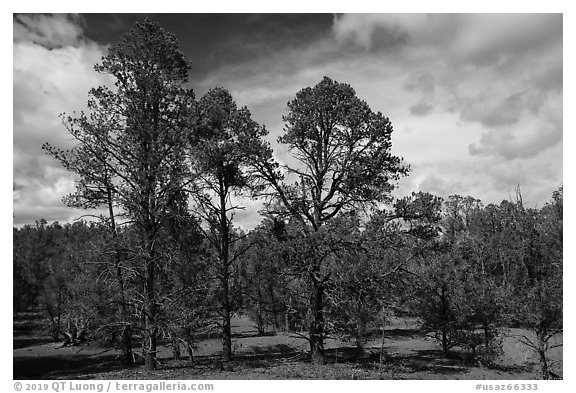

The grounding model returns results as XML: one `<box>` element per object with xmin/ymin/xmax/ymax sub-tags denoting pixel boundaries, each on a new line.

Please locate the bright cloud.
<box><xmin>13</xmin><ymin>14</ymin><xmax>110</xmax><ymax>226</ymax></box>
<box><xmin>328</xmin><ymin>13</ymin><xmax>562</xmax><ymax>207</ymax></box>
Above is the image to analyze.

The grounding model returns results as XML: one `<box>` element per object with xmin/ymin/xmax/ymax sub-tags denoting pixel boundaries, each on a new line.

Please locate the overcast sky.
<box><xmin>12</xmin><ymin>13</ymin><xmax>563</xmax><ymax>229</ymax></box>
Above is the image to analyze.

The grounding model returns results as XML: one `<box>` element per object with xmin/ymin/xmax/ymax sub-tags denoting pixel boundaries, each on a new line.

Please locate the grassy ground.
<box><xmin>13</xmin><ymin>314</ymin><xmax>562</xmax><ymax>380</ymax></box>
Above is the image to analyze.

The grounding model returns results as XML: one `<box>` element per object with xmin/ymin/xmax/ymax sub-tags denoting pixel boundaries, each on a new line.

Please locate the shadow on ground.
<box><xmin>14</xmin><ymin>353</ymin><xmax>127</xmax><ymax>380</ymax></box>
<box><xmin>324</xmin><ymin>347</ymin><xmax>471</xmax><ymax>376</ymax></box>
<box><xmin>13</xmin><ymin>336</ymin><xmax>54</xmax><ymax>349</ymax></box>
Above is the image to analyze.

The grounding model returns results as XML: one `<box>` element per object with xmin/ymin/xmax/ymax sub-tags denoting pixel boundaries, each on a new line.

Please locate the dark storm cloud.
<box><xmin>81</xmin><ymin>14</ymin><xmax>333</xmax><ymax>83</ymax></box>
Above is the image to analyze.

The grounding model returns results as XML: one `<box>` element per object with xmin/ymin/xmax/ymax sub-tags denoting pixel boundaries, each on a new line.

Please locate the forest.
<box><xmin>13</xmin><ymin>20</ymin><xmax>562</xmax><ymax>380</ymax></box>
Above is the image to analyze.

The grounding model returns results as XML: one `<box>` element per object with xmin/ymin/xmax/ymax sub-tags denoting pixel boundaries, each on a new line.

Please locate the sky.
<box><xmin>12</xmin><ymin>13</ymin><xmax>563</xmax><ymax>229</ymax></box>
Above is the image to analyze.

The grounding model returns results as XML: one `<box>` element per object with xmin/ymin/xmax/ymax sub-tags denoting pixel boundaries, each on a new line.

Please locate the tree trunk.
<box><xmin>222</xmin><ymin>312</ymin><xmax>232</xmax><ymax>362</ymax></box>
<box><xmin>172</xmin><ymin>334</ymin><xmax>181</xmax><ymax>361</ymax></box>
<box><xmin>309</xmin><ymin>278</ymin><xmax>325</xmax><ymax>365</ymax></box>
<box><xmin>143</xmin><ymin>296</ymin><xmax>157</xmax><ymax>371</ymax></box>
<box><xmin>538</xmin><ymin>349</ymin><xmax>550</xmax><ymax>379</ymax></box>
<box><xmin>187</xmin><ymin>342</ymin><xmax>195</xmax><ymax>363</ymax></box>
<box><xmin>187</xmin><ymin>344</ymin><xmax>195</xmax><ymax>363</ymax></box>
<box><xmin>356</xmin><ymin>317</ymin><xmax>365</xmax><ymax>352</ymax></box>
<box><xmin>184</xmin><ymin>327</ymin><xmax>195</xmax><ymax>363</ymax></box>
<box><xmin>537</xmin><ymin>333</ymin><xmax>551</xmax><ymax>379</ymax></box>
<box><xmin>256</xmin><ymin>288</ymin><xmax>265</xmax><ymax>335</ymax></box>
<box><xmin>143</xmin><ymin>232</ymin><xmax>158</xmax><ymax>371</ymax></box>
<box><xmin>117</xmin><ymin>262</ymin><xmax>134</xmax><ymax>365</ymax></box>
<box><xmin>107</xmin><ymin>184</ymin><xmax>134</xmax><ymax>365</ymax></box>
<box><xmin>122</xmin><ymin>324</ymin><xmax>133</xmax><ymax>365</ymax></box>
<box><xmin>308</xmin><ymin>190</ymin><xmax>327</xmax><ymax>365</ymax></box>
<box><xmin>220</xmin><ymin>247</ymin><xmax>233</xmax><ymax>362</ymax></box>
<box><xmin>483</xmin><ymin>318</ymin><xmax>492</xmax><ymax>351</ymax></box>
<box><xmin>256</xmin><ymin>313</ymin><xmax>265</xmax><ymax>336</ymax></box>
<box><xmin>219</xmin><ymin>183</ymin><xmax>233</xmax><ymax>364</ymax></box>
<box><xmin>440</xmin><ymin>285</ymin><xmax>450</xmax><ymax>356</ymax></box>
<box><xmin>144</xmin><ymin>332</ymin><xmax>157</xmax><ymax>371</ymax></box>
<box><xmin>51</xmin><ymin>299</ymin><xmax>62</xmax><ymax>342</ymax></box>
<box><xmin>269</xmin><ymin>284</ymin><xmax>280</xmax><ymax>333</ymax></box>
<box><xmin>379</xmin><ymin>318</ymin><xmax>387</xmax><ymax>372</ymax></box>
<box><xmin>442</xmin><ymin>326</ymin><xmax>449</xmax><ymax>356</ymax></box>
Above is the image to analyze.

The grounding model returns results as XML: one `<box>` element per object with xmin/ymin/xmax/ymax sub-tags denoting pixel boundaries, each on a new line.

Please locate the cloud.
<box><xmin>418</xmin><ymin>174</ymin><xmax>462</xmax><ymax>199</ymax></box>
<box><xmin>332</xmin><ymin>13</ymin><xmax>441</xmax><ymax>51</ymax></box>
<box><xmin>404</xmin><ymin>72</ymin><xmax>436</xmax><ymax>95</ymax></box>
<box><xmin>468</xmin><ymin>118</ymin><xmax>562</xmax><ymax>160</ymax></box>
<box><xmin>332</xmin><ymin>14</ymin><xmax>412</xmax><ymax>51</ymax></box>
<box><xmin>14</xmin><ymin>14</ymin><xmax>85</xmax><ymax>48</ymax></box>
<box><xmin>467</xmin><ymin>91</ymin><xmax>562</xmax><ymax>159</ymax></box>
<box><xmin>459</xmin><ymin>92</ymin><xmax>527</xmax><ymax>128</ymax></box>
<box><xmin>532</xmin><ymin>54</ymin><xmax>563</xmax><ymax>93</ymax></box>
<box><xmin>332</xmin><ymin>14</ymin><xmax>561</xmax><ymax>65</ymax></box>
<box><xmin>405</xmin><ymin>73</ymin><xmax>436</xmax><ymax>117</ymax></box>
<box><xmin>450</xmin><ymin>14</ymin><xmax>562</xmax><ymax>67</ymax></box>
<box><xmin>12</xmin><ymin>14</ymin><xmax>563</xmax><ymax>228</ymax></box>
<box><xmin>304</xmin><ymin>13</ymin><xmax>563</xmax><ymax>205</ymax></box>
<box><xmin>332</xmin><ymin>14</ymin><xmax>563</xmax><ymax>166</ymax></box>
<box><xmin>396</xmin><ymin>146</ymin><xmax>562</xmax><ymax>209</ymax></box>
<box><xmin>13</xmin><ymin>14</ymin><xmax>109</xmax><ymax>226</ymax></box>
<box><xmin>409</xmin><ymin>101</ymin><xmax>434</xmax><ymax>117</ymax></box>
<box><xmin>480</xmin><ymin>145</ymin><xmax>562</xmax><ymax>206</ymax></box>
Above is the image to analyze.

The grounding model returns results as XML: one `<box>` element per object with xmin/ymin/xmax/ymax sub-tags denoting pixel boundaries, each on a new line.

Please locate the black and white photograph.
<box><xmin>12</xmin><ymin>10</ymin><xmax>564</xmax><ymax>383</ymax></box>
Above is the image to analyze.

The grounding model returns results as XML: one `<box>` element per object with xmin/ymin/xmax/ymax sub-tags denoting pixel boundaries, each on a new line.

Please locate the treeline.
<box><xmin>14</xmin><ymin>188</ymin><xmax>563</xmax><ymax>378</ymax></box>
<box><xmin>13</xmin><ymin>19</ymin><xmax>562</xmax><ymax>379</ymax></box>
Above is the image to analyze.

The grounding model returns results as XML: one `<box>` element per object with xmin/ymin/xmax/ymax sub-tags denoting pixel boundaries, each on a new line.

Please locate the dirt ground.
<box><xmin>13</xmin><ymin>315</ymin><xmax>562</xmax><ymax>380</ymax></box>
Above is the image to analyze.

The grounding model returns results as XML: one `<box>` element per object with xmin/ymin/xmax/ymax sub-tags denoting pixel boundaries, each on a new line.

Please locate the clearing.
<box><xmin>13</xmin><ymin>314</ymin><xmax>562</xmax><ymax>380</ymax></box>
